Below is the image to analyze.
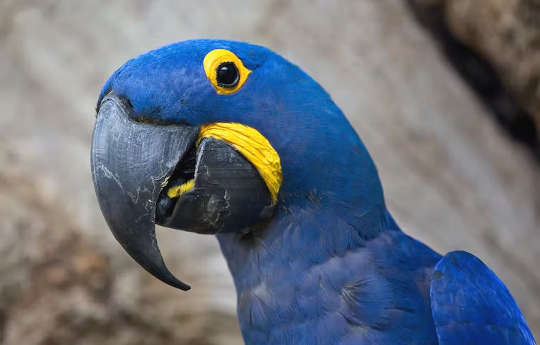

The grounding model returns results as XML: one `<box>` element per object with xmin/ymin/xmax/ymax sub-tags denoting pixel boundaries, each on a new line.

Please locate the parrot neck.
<box><xmin>217</xmin><ymin>204</ymin><xmax>403</xmax><ymax>345</ymax></box>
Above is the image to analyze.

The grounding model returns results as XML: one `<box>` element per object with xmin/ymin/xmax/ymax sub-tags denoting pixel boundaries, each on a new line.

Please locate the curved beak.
<box><xmin>91</xmin><ymin>94</ymin><xmax>198</xmax><ymax>290</ymax></box>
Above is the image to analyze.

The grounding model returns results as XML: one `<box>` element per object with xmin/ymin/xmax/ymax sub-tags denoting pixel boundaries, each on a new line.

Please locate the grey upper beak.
<box><xmin>91</xmin><ymin>93</ymin><xmax>198</xmax><ymax>290</ymax></box>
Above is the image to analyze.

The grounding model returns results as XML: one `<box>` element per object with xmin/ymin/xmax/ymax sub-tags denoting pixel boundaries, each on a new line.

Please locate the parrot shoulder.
<box><xmin>429</xmin><ymin>250</ymin><xmax>535</xmax><ymax>345</ymax></box>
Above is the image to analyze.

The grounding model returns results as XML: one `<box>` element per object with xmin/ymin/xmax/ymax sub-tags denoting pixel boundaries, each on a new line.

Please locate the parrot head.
<box><xmin>91</xmin><ymin>39</ymin><xmax>384</xmax><ymax>290</ymax></box>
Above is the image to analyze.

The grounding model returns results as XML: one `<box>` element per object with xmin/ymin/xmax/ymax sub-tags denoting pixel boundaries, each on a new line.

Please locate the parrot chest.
<box><xmin>221</xmin><ymin>227</ymin><xmax>440</xmax><ymax>345</ymax></box>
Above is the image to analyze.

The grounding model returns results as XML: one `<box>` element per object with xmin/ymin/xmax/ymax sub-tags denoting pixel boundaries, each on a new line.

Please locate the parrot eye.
<box><xmin>216</xmin><ymin>62</ymin><xmax>239</xmax><ymax>88</ymax></box>
<box><xmin>203</xmin><ymin>49</ymin><xmax>251</xmax><ymax>94</ymax></box>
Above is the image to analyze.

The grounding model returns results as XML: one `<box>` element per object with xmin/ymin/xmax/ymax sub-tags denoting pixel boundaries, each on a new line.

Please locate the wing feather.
<box><xmin>430</xmin><ymin>251</ymin><xmax>535</xmax><ymax>345</ymax></box>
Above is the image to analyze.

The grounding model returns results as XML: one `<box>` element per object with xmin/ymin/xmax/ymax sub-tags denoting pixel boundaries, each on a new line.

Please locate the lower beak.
<box><xmin>91</xmin><ymin>94</ymin><xmax>198</xmax><ymax>290</ymax></box>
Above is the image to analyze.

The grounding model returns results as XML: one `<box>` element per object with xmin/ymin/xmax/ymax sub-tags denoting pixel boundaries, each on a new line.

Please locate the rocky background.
<box><xmin>408</xmin><ymin>0</ymin><xmax>540</xmax><ymax>159</ymax></box>
<box><xmin>0</xmin><ymin>1</ymin><xmax>538</xmax><ymax>344</ymax></box>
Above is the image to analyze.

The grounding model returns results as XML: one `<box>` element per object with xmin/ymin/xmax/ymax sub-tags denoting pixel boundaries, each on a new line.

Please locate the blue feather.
<box><xmin>431</xmin><ymin>251</ymin><xmax>535</xmax><ymax>345</ymax></box>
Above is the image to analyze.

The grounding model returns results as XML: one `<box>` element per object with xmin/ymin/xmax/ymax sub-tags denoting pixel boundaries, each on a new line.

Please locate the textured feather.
<box><xmin>430</xmin><ymin>251</ymin><xmax>536</xmax><ymax>345</ymax></box>
<box><xmin>218</xmin><ymin>207</ymin><xmax>443</xmax><ymax>345</ymax></box>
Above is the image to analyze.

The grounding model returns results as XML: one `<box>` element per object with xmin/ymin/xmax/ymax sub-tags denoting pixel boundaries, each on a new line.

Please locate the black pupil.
<box><xmin>216</xmin><ymin>62</ymin><xmax>239</xmax><ymax>88</ymax></box>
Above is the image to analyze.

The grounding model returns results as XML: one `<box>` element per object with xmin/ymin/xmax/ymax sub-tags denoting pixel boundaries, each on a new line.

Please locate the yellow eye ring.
<box><xmin>203</xmin><ymin>49</ymin><xmax>251</xmax><ymax>94</ymax></box>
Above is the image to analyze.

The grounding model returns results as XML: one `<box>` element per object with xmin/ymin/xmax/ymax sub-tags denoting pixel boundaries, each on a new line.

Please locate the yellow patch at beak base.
<box><xmin>198</xmin><ymin>123</ymin><xmax>282</xmax><ymax>204</ymax></box>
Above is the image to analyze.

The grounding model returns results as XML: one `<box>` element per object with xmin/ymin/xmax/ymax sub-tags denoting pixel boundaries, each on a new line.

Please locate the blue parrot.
<box><xmin>90</xmin><ymin>39</ymin><xmax>536</xmax><ymax>345</ymax></box>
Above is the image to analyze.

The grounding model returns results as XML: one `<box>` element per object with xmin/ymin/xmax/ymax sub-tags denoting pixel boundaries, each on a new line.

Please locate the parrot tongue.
<box><xmin>91</xmin><ymin>93</ymin><xmax>199</xmax><ymax>290</ymax></box>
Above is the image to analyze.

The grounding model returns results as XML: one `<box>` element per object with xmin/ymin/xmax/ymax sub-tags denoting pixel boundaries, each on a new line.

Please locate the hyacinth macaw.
<box><xmin>91</xmin><ymin>39</ymin><xmax>536</xmax><ymax>345</ymax></box>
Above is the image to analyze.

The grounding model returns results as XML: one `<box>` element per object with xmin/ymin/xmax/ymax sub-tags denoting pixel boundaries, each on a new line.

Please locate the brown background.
<box><xmin>1</xmin><ymin>1</ymin><xmax>538</xmax><ymax>343</ymax></box>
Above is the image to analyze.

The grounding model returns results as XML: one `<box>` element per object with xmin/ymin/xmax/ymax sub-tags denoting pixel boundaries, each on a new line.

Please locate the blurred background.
<box><xmin>0</xmin><ymin>0</ymin><xmax>539</xmax><ymax>344</ymax></box>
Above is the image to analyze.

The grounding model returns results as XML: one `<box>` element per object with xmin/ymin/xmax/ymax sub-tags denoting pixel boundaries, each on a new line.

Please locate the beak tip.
<box><xmin>128</xmin><ymin>248</ymin><xmax>192</xmax><ymax>291</ymax></box>
<box><xmin>154</xmin><ymin>255</ymin><xmax>191</xmax><ymax>291</ymax></box>
<box><xmin>162</xmin><ymin>275</ymin><xmax>191</xmax><ymax>291</ymax></box>
<box><xmin>178</xmin><ymin>282</ymin><xmax>192</xmax><ymax>291</ymax></box>
<box><xmin>121</xmin><ymin>240</ymin><xmax>192</xmax><ymax>291</ymax></box>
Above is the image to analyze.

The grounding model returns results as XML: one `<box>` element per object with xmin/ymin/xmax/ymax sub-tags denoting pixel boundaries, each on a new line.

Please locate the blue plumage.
<box><xmin>219</xmin><ymin>209</ymin><xmax>443</xmax><ymax>344</ymax></box>
<box><xmin>431</xmin><ymin>251</ymin><xmax>535</xmax><ymax>345</ymax></box>
<box><xmin>99</xmin><ymin>39</ymin><xmax>536</xmax><ymax>345</ymax></box>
